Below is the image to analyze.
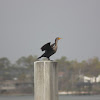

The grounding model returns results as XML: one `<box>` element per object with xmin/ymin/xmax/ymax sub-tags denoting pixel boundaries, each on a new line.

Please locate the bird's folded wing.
<box><xmin>41</xmin><ymin>42</ymin><xmax>51</xmax><ymax>51</ymax></box>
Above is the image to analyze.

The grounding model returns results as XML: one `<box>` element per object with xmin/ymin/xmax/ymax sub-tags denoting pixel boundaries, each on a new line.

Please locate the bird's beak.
<box><xmin>58</xmin><ymin>38</ymin><xmax>62</xmax><ymax>40</ymax></box>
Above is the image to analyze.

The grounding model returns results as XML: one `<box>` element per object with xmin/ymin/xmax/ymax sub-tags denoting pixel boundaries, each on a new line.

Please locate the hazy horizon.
<box><xmin>0</xmin><ymin>0</ymin><xmax>100</xmax><ymax>63</ymax></box>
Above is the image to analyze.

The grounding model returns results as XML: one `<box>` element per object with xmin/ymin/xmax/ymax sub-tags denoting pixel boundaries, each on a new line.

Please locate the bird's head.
<box><xmin>56</xmin><ymin>37</ymin><xmax>62</xmax><ymax>40</ymax></box>
<box><xmin>55</xmin><ymin>37</ymin><xmax>61</xmax><ymax>44</ymax></box>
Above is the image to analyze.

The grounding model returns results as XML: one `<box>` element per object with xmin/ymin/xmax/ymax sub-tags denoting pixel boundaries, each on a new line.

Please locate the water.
<box><xmin>0</xmin><ymin>95</ymin><xmax>100</xmax><ymax>100</ymax></box>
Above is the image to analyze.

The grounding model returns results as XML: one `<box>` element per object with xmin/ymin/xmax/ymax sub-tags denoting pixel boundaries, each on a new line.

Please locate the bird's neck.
<box><xmin>55</xmin><ymin>39</ymin><xmax>58</xmax><ymax>46</ymax></box>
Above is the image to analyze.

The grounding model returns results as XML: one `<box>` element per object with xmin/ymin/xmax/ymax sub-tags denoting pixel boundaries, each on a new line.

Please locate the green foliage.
<box><xmin>0</xmin><ymin>57</ymin><xmax>11</xmax><ymax>69</ymax></box>
<box><xmin>0</xmin><ymin>56</ymin><xmax>100</xmax><ymax>93</ymax></box>
<box><xmin>56</xmin><ymin>56</ymin><xmax>100</xmax><ymax>92</ymax></box>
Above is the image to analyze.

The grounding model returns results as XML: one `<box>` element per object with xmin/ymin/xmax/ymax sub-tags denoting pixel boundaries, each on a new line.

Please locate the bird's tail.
<box><xmin>37</xmin><ymin>56</ymin><xmax>42</xmax><ymax>60</ymax></box>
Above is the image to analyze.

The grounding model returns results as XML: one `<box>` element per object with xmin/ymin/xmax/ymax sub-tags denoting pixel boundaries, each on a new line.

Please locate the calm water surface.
<box><xmin>0</xmin><ymin>95</ymin><xmax>100</xmax><ymax>100</ymax></box>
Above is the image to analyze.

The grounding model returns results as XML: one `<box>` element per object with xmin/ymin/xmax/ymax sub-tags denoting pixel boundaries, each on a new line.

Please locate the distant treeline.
<box><xmin>0</xmin><ymin>55</ymin><xmax>100</xmax><ymax>93</ymax></box>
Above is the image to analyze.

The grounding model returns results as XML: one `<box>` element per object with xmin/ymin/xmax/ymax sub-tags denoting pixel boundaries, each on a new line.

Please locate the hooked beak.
<box><xmin>58</xmin><ymin>38</ymin><xmax>62</xmax><ymax>40</ymax></box>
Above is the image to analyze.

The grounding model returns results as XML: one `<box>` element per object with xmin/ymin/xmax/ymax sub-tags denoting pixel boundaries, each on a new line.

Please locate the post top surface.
<box><xmin>34</xmin><ymin>60</ymin><xmax>57</xmax><ymax>63</ymax></box>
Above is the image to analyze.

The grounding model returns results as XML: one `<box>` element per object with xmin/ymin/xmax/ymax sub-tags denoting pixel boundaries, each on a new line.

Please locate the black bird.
<box><xmin>38</xmin><ymin>37</ymin><xmax>61</xmax><ymax>60</ymax></box>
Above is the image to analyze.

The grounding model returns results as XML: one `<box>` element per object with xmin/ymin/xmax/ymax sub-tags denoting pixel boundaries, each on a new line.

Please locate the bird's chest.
<box><xmin>53</xmin><ymin>46</ymin><xmax>57</xmax><ymax>52</ymax></box>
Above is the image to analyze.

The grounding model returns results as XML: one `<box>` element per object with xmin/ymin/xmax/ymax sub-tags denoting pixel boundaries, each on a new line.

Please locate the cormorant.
<box><xmin>38</xmin><ymin>37</ymin><xmax>61</xmax><ymax>60</ymax></box>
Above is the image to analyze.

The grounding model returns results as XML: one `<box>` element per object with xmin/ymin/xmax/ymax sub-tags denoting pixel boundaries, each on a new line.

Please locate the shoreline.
<box><xmin>0</xmin><ymin>93</ymin><xmax>100</xmax><ymax>96</ymax></box>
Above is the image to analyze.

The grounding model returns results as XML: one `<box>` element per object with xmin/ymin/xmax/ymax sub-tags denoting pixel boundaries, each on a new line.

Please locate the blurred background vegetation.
<box><xmin>0</xmin><ymin>55</ymin><xmax>100</xmax><ymax>95</ymax></box>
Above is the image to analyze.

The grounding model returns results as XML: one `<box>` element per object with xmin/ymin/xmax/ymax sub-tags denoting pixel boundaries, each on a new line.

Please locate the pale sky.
<box><xmin>0</xmin><ymin>0</ymin><xmax>100</xmax><ymax>63</ymax></box>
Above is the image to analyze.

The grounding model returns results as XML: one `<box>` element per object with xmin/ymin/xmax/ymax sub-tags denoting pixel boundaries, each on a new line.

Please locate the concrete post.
<box><xmin>34</xmin><ymin>61</ymin><xmax>58</xmax><ymax>100</ymax></box>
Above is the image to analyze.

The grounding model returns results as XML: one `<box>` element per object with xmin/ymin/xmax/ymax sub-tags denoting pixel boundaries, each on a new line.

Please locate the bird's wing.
<box><xmin>41</xmin><ymin>42</ymin><xmax>51</xmax><ymax>51</ymax></box>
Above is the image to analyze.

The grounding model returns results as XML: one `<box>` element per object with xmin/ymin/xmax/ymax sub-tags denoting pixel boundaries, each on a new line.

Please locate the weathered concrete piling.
<box><xmin>34</xmin><ymin>61</ymin><xmax>58</xmax><ymax>100</ymax></box>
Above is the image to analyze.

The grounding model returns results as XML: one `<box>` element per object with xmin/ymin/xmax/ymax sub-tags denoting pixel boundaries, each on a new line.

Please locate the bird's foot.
<box><xmin>47</xmin><ymin>58</ymin><xmax>53</xmax><ymax>61</ymax></box>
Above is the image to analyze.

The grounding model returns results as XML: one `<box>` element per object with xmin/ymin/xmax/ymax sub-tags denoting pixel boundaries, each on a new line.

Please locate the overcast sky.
<box><xmin>0</xmin><ymin>0</ymin><xmax>100</xmax><ymax>63</ymax></box>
